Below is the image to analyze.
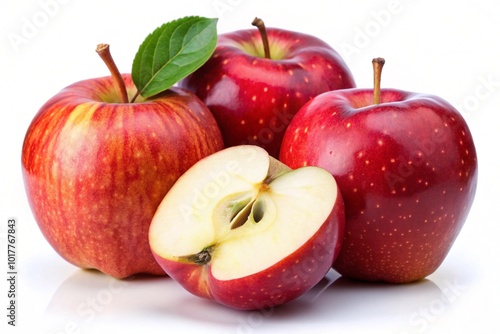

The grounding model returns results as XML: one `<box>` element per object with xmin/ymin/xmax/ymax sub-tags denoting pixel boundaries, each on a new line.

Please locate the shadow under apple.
<box><xmin>43</xmin><ymin>267</ymin><xmax>449</xmax><ymax>333</ymax></box>
<box><xmin>44</xmin><ymin>269</ymin><xmax>175</xmax><ymax>330</ymax></box>
<box><xmin>43</xmin><ymin>267</ymin><xmax>330</xmax><ymax>330</ymax></box>
<box><xmin>45</xmin><ymin>268</ymin><xmax>293</xmax><ymax>330</ymax></box>
<box><xmin>297</xmin><ymin>270</ymin><xmax>450</xmax><ymax>333</ymax></box>
<box><xmin>150</xmin><ymin>269</ymin><xmax>448</xmax><ymax>331</ymax></box>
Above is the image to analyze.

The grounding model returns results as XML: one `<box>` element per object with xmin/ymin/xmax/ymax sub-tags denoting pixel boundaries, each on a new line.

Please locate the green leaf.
<box><xmin>131</xmin><ymin>16</ymin><xmax>218</xmax><ymax>100</ymax></box>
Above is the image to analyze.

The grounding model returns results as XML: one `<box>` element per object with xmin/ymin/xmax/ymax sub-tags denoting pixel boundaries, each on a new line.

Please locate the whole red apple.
<box><xmin>280</xmin><ymin>59</ymin><xmax>478</xmax><ymax>283</ymax></box>
<box><xmin>149</xmin><ymin>145</ymin><xmax>345</xmax><ymax>310</ymax></box>
<box><xmin>22</xmin><ymin>73</ymin><xmax>224</xmax><ymax>279</ymax></box>
<box><xmin>179</xmin><ymin>18</ymin><xmax>355</xmax><ymax>158</ymax></box>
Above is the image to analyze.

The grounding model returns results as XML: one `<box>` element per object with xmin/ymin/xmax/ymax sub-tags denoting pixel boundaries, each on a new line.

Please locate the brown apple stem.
<box><xmin>372</xmin><ymin>57</ymin><xmax>385</xmax><ymax>105</ymax></box>
<box><xmin>96</xmin><ymin>44</ymin><xmax>129</xmax><ymax>103</ymax></box>
<box><xmin>193</xmin><ymin>249</ymin><xmax>212</xmax><ymax>265</ymax></box>
<box><xmin>180</xmin><ymin>246</ymin><xmax>215</xmax><ymax>265</ymax></box>
<box><xmin>252</xmin><ymin>17</ymin><xmax>271</xmax><ymax>59</ymax></box>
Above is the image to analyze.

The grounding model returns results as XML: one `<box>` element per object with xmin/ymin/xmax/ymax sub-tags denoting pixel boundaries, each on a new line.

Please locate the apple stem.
<box><xmin>252</xmin><ymin>17</ymin><xmax>271</xmax><ymax>59</ymax></box>
<box><xmin>372</xmin><ymin>57</ymin><xmax>385</xmax><ymax>105</ymax></box>
<box><xmin>193</xmin><ymin>250</ymin><xmax>211</xmax><ymax>265</ymax></box>
<box><xmin>183</xmin><ymin>246</ymin><xmax>214</xmax><ymax>265</ymax></box>
<box><xmin>96</xmin><ymin>44</ymin><xmax>129</xmax><ymax>103</ymax></box>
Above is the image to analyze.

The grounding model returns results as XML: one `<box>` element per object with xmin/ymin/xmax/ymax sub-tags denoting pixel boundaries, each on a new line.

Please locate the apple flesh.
<box><xmin>179</xmin><ymin>27</ymin><xmax>355</xmax><ymax>158</ymax></box>
<box><xmin>280</xmin><ymin>88</ymin><xmax>478</xmax><ymax>283</ymax></box>
<box><xmin>22</xmin><ymin>74</ymin><xmax>224</xmax><ymax>279</ymax></box>
<box><xmin>149</xmin><ymin>145</ymin><xmax>345</xmax><ymax>310</ymax></box>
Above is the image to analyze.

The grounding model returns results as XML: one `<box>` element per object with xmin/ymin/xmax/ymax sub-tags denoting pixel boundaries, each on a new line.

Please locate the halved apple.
<box><xmin>149</xmin><ymin>145</ymin><xmax>345</xmax><ymax>310</ymax></box>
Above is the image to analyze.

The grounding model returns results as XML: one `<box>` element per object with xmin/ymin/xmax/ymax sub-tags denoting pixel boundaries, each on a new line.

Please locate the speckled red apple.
<box><xmin>280</xmin><ymin>59</ymin><xmax>478</xmax><ymax>283</ymax></box>
<box><xmin>179</xmin><ymin>18</ymin><xmax>355</xmax><ymax>158</ymax></box>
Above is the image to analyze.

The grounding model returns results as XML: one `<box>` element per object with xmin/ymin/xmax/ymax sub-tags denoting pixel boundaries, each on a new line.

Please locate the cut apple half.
<box><xmin>149</xmin><ymin>145</ymin><xmax>345</xmax><ymax>310</ymax></box>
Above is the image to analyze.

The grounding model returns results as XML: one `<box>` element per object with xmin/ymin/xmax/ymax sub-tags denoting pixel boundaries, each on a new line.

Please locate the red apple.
<box><xmin>179</xmin><ymin>18</ymin><xmax>355</xmax><ymax>158</ymax></box>
<box><xmin>280</xmin><ymin>59</ymin><xmax>478</xmax><ymax>283</ymax></box>
<box><xmin>21</xmin><ymin>73</ymin><xmax>224</xmax><ymax>279</ymax></box>
<box><xmin>149</xmin><ymin>145</ymin><xmax>345</xmax><ymax>310</ymax></box>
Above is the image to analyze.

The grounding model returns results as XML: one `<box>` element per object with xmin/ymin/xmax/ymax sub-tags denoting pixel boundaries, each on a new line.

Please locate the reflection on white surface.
<box><xmin>42</xmin><ymin>268</ymin><xmax>462</xmax><ymax>334</ymax></box>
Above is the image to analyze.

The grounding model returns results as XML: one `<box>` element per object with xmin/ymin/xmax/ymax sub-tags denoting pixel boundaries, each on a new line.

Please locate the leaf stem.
<box><xmin>372</xmin><ymin>57</ymin><xmax>385</xmax><ymax>105</ymax></box>
<box><xmin>252</xmin><ymin>17</ymin><xmax>271</xmax><ymax>59</ymax></box>
<box><xmin>130</xmin><ymin>90</ymin><xmax>141</xmax><ymax>103</ymax></box>
<box><xmin>96</xmin><ymin>44</ymin><xmax>129</xmax><ymax>103</ymax></box>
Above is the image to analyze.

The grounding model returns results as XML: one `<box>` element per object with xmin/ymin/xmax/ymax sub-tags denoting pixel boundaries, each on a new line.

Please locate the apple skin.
<box><xmin>280</xmin><ymin>88</ymin><xmax>478</xmax><ymax>283</ymax></box>
<box><xmin>152</xmin><ymin>190</ymin><xmax>344</xmax><ymax>310</ymax></box>
<box><xmin>178</xmin><ymin>27</ymin><xmax>355</xmax><ymax>158</ymax></box>
<box><xmin>21</xmin><ymin>74</ymin><xmax>224</xmax><ymax>279</ymax></box>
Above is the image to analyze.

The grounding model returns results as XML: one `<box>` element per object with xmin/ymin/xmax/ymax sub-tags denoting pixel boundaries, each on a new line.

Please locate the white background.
<box><xmin>1</xmin><ymin>0</ymin><xmax>499</xmax><ymax>333</ymax></box>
